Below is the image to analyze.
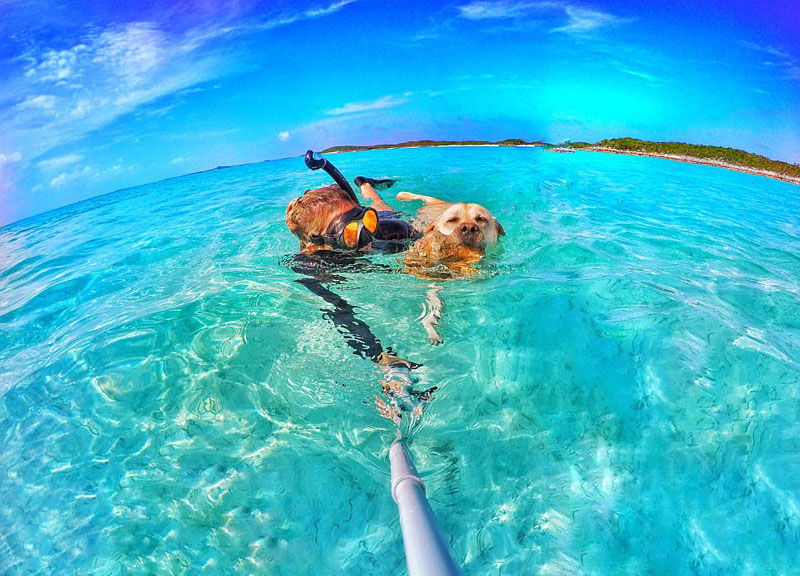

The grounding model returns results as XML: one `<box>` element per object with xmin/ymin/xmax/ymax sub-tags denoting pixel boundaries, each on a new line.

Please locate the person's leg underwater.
<box><xmin>355</xmin><ymin>177</ymin><xmax>396</xmax><ymax>212</ymax></box>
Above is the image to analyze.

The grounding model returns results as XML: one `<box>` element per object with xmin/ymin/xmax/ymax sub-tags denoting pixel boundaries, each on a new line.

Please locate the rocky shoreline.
<box><xmin>581</xmin><ymin>146</ymin><xmax>800</xmax><ymax>186</ymax></box>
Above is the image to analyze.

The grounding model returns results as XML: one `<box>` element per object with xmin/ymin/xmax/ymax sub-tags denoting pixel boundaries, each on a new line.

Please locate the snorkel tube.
<box><xmin>304</xmin><ymin>149</ymin><xmax>380</xmax><ymax>250</ymax></box>
<box><xmin>305</xmin><ymin>150</ymin><xmax>360</xmax><ymax>204</ymax></box>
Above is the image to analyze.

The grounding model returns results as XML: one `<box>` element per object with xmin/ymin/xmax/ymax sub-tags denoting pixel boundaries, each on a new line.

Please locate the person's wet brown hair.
<box><xmin>286</xmin><ymin>185</ymin><xmax>358</xmax><ymax>246</ymax></box>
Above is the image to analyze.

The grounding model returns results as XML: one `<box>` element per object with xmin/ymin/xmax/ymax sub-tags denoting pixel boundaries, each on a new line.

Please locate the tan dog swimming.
<box><xmin>396</xmin><ymin>192</ymin><xmax>505</xmax><ymax>277</ymax></box>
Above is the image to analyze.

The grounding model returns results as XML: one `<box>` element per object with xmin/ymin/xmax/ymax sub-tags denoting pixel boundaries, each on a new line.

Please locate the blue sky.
<box><xmin>1</xmin><ymin>0</ymin><xmax>799</xmax><ymax>226</ymax></box>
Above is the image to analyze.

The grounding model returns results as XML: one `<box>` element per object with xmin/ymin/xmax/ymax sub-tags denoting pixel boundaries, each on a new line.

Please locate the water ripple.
<box><xmin>1</xmin><ymin>148</ymin><xmax>799</xmax><ymax>574</ymax></box>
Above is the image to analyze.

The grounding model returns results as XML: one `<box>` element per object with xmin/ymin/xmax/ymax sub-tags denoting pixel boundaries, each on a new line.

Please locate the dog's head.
<box><xmin>286</xmin><ymin>185</ymin><xmax>358</xmax><ymax>249</ymax></box>
<box><xmin>424</xmin><ymin>202</ymin><xmax>505</xmax><ymax>252</ymax></box>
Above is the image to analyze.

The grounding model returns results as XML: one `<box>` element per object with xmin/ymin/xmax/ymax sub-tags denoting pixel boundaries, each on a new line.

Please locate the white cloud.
<box><xmin>28</xmin><ymin>44</ymin><xmax>88</xmax><ymax>84</ymax></box>
<box><xmin>278</xmin><ymin>131</ymin><xmax>291</xmax><ymax>141</ymax></box>
<box><xmin>171</xmin><ymin>156</ymin><xmax>185</xmax><ymax>164</ymax></box>
<box><xmin>38</xmin><ymin>154</ymin><xmax>82</xmax><ymax>170</ymax></box>
<box><xmin>620</xmin><ymin>68</ymin><xmax>657</xmax><ymax>82</ymax></box>
<box><xmin>179</xmin><ymin>0</ymin><xmax>358</xmax><ymax>49</ymax></box>
<box><xmin>552</xmin><ymin>6</ymin><xmax>627</xmax><ymax>33</ymax></box>
<box><xmin>14</xmin><ymin>94</ymin><xmax>58</xmax><ymax>112</ymax></box>
<box><xmin>70</xmin><ymin>99</ymin><xmax>92</xmax><ymax>119</ymax></box>
<box><xmin>91</xmin><ymin>23</ymin><xmax>166</xmax><ymax>87</ymax></box>
<box><xmin>325</xmin><ymin>94</ymin><xmax>407</xmax><ymax>115</ymax></box>
<box><xmin>3</xmin><ymin>0</ymin><xmax>359</xmax><ymax>183</ymax></box>
<box><xmin>304</xmin><ymin>0</ymin><xmax>357</xmax><ymax>18</ymax></box>
<box><xmin>0</xmin><ymin>152</ymin><xmax>23</xmax><ymax>166</ymax></box>
<box><xmin>458</xmin><ymin>1</ymin><xmax>556</xmax><ymax>20</ymax></box>
<box><xmin>50</xmin><ymin>166</ymin><xmax>95</xmax><ymax>187</ymax></box>
<box><xmin>609</xmin><ymin>61</ymin><xmax>660</xmax><ymax>84</ymax></box>
<box><xmin>137</xmin><ymin>104</ymin><xmax>175</xmax><ymax>118</ymax></box>
<box><xmin>740</xmin><ymin>41</ymin><xmax>791</xmax><ymax>60</ymax></box>
<box><xmin>742</xmin><ymin>41</ymin><xmax>800</xmax><ymax>82</ymax></box>
<box><xmin>22</xmin><ymin>23</ymin><xmax>167</xmax><ymax>90</ymax></box>
<box><xmin>261</xmin><ymin>0</ymin><xmax>358</xmax><ymax>29</ymax></box>
<box><xmin>456</xmin><ymin>1</ymin><xmax>627</xmax><ymax>34</ymax></box>
<box><xmin>4</xmin><ymin>23</ymin><xmax>216</xmax><ymax>171</ymax></box>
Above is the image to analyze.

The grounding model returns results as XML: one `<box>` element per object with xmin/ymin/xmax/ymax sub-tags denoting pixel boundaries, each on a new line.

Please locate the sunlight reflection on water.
<box><xmin>1</xmin><ymin>147</ymin><xmax>799</xmax><ymax>574</ymax></box>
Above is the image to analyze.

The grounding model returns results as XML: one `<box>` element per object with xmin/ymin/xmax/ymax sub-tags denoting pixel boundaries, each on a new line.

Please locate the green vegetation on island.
<box><xmin>571</xmin><ymin>138</ymin><xmax>800</xmax><ymax>180</ymax></box>
<box><xmin>322</xmin><ymin>139</ymin><xmax>543</xmax><ymax>153</ymax></box>
<box><xmin>320</xmin><ymin>137</ymin><xmax>799</xmax><ymax>184</ymax></box>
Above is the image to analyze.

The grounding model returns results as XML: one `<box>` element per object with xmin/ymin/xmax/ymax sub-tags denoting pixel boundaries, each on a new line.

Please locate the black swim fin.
<box><xmin>354</xmin><ymin>176</ymin><xmax>396</xmax><ymax>191</ymax></box>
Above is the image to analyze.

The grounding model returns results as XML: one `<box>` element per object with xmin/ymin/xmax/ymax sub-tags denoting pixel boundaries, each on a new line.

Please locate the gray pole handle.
<box><xmin>390</xmin><ymin>439</ymin><xmax>462</xmax><ymax>576</ymax></box>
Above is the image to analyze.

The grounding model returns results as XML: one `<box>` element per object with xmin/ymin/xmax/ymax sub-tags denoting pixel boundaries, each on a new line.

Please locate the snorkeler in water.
<box><xmin>284</xmin><ymin>151</ymin><xmax>435</xmax><ymax>423</ymax></box>
<box><xmin>285</xmin><ymin>150</ymin><xmax>419</xmax><ymax>253</ymax></box>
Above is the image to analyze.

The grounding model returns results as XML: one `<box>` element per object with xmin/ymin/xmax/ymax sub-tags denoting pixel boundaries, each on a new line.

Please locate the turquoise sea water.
<box><xmin>1</xmin><ymin>147</ymin><xmax>799</xmax><ymax>575</ymax></box>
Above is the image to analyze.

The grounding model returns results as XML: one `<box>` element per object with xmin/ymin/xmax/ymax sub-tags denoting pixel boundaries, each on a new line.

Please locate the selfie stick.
<box><xmin>390</xmin><ymin>437</ymin><xmax>462</xmax><ymax>576</ymax></box>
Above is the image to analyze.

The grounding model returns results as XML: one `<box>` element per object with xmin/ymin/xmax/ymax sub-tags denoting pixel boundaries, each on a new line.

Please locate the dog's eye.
<box><xmin>446</xmin><ymin>217</ymin><xmax>459</xmax><ymax>224</ymax></box>
<box><xmin>476</xmin><ymin>215</ymin><xmax>487</xmax><ymax>222</ymax></box>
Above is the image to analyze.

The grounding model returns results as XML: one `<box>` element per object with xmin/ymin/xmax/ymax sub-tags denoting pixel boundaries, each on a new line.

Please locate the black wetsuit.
<box><xmin>374</xmin><ymin>211</ymin><xmax>417</xmax><ymax>243</ymax></box>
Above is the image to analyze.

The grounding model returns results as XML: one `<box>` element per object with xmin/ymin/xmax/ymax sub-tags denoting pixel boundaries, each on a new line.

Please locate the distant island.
<box><xmin>572</xmin><ymin>138</ymin><xmax>800</xmax><ymax>185</ymax></box>
<box><xmin>322</xmin><ymin>138</ymin><xmax>800</xmax><ymax>185</ymax></box>
<box><xmin>322</xmin><ymin>139</ymin><xmax>543</xmax><ymax>153</ymax></box>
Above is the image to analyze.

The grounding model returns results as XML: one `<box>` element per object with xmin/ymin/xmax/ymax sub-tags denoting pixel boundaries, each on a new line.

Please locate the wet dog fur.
<box><xmin>396</xmin><ymin>192</ymin><xmax>505</xmax><ymax>276</ymax></box>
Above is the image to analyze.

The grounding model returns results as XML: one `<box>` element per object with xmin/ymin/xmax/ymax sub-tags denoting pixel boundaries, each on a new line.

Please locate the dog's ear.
<box><xmin>496</xmin><ymin>219</ymin><xmax>506</xmax><ymax>237</ymax></box>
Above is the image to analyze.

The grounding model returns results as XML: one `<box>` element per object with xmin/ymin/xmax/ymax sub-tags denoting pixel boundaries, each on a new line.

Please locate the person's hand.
<box><xmin>374</xmin><ymin>396</ymin><xmax>401</xmax><ymax>423</ymax></box>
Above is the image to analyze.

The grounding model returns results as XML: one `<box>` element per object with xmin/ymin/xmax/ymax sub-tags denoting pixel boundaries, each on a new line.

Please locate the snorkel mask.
<box><xmin>309</xmin><ymin>205</ymin><xmax>379</xmax><ymax>250</ymax></box>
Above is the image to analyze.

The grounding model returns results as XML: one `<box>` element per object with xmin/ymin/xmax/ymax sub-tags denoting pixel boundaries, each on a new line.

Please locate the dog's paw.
<box><xmin>425</xmin><ymin>326</ymin><xmax>443</xmax><ymax>345</ymax></box>
<box><xmin>419</xmin><ymin>282</ymin><xmax>444</xmax><ymax>345</ymax></box>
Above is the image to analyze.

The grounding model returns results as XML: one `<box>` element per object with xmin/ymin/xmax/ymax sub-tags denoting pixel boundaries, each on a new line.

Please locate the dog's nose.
<box><xmin>461</xmin><ymin>223</ymin><xmax>479</xmax><ymax>234</ymax></box>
